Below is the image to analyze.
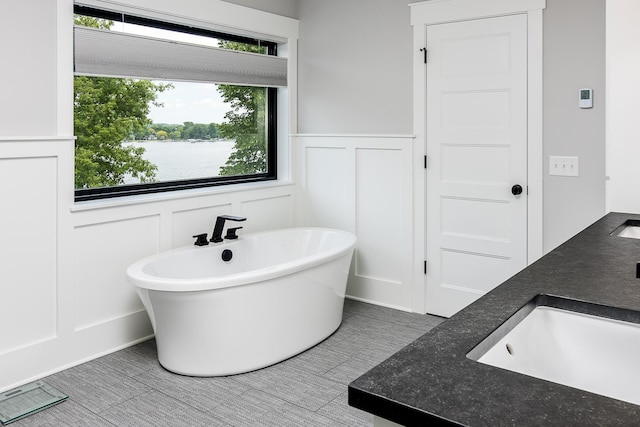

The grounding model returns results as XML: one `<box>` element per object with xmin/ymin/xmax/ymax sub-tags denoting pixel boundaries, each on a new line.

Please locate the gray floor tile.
<box><xmin>317</xmin><ymin>314</ymin><xmax>425</xmax><ymax>363</ymax></box>
<box><xmin>323</xmin><ymin>356</ymin><xmax>381</xmax><ymax>385</ymax></box>
<box><xmin>42</xmin><ymin>360</ymin><xmax>151</xmax><ymax>414</ymax></box>
<box><xmin>345</xmin><ymin>300</ymin><xmax>446</xmax><ymax>333</ymax></box>
<box><xmin>405</xmin><ymin>313</ymin><xmax>446</xmax><ymax>332</ymax></box>
<box><xmin>10</xmin><ymin>400</ymin><xmax>115</xmax><ymax>427</ymax></box>
<box><xmin>12</xmin><ymin>299</ymin><xmax>445</xmax><ymax>426</ymax></box>
<box><xmin>279</xmin><ymin>342</ymin><xmax>352</xmax><ymax>375</ymax></box>
<box><xmin>95</xmin><ymin>338</ymin><xmax>158</xmax><ymax>378</ymax></box>
<box><xmin>213</xmin><ymin>388</ymin><xmax>344</xmax><ymax>427</ymax></box>
<box><xmin>133</xmin><ymin>363</ymin><xmax>250</xmax><ymax>412</ymax></box>
<box><xmin>234</xmin><ymin>364</ymin><xmax>344</xmax><ymax>411</ymax></box>
<box><xmin>318</xmin><ymin>391</ymin><xmax>373</xmax><ymax>427</ymax></box>
<box><xmin>99</xmin><ymin>389</ymin><xmax>230</xmax><ymax>427</ymax></box>
<box><xmin>343</xmin><ymin>299</ymin><xmax>416</xmax><ymax>327</ymax></box>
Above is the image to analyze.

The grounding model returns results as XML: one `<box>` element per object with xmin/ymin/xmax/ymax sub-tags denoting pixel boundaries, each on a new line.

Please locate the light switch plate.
<box><xmin>549</xmin><ymin>156</ymin><xmax>579</xmax><ymax>176</ymax></box>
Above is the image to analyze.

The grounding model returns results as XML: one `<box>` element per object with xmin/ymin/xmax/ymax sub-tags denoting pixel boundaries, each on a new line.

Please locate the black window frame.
<box><xmin>73</xmin><ymin>5</ymin><xmax>278</xmax><ymax>202</ymax></box>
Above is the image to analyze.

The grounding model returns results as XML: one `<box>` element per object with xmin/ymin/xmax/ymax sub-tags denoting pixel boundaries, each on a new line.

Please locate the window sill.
<box><xmin>70</xmin><ymin>179</ymin><xmax>294</xmax><ymax>213</ymax></box>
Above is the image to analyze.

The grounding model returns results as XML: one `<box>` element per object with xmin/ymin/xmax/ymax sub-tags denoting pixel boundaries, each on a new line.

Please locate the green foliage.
<box><xmin>131</xmin><ymin>122</ymin><xmax>219</xmax><ymax>141</ymax></box>
<box><xmin>217</xmin><ymin>86</ymin><xmax>267</xmax><ymax>176</ymax></box>
<box><xmin>217</xmin><ymin>41</ymin><xmax>269</xmax><ymax>176</ymax></box>
<box><xmin>74</xmin><ymin>14</ymin><xmax>171</xmax><ymax>189</ymax></box>
<box><xmin>74</xmin><ymin>76</ymin><xmax>171</xmax><ymax>188</ymax></box>
<box><xmin>74</xmin><ymin>15</ymin><xmax>112</xmax><ymax>30</ymax></box>
<box><xmin>181</xmin><ymin>122</ymin><xmax>217</xmax><ymax>140</ymax></box>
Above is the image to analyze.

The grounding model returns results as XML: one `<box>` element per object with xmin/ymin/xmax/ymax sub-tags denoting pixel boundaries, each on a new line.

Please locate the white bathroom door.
<box><xmin>425</xmin><ymin>14</ymin><xmax>528</xmax><ymax>317</ymax></box>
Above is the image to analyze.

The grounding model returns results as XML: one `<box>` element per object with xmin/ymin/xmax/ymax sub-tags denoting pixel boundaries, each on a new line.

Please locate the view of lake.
<box><xmin>123</xmin><ymin>140</ymin><xmax>235</xmax><ymax>184</ymax></box>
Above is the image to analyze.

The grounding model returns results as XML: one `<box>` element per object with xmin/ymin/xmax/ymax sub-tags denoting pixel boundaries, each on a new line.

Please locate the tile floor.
<box><xmin>13</xmin><ymin>300</ymin><xmax>444</xmax><ymax>426</ymax></box>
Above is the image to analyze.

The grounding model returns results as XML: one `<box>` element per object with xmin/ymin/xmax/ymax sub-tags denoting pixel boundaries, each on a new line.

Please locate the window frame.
<box><xmin>73</xmin><ymin>5</ymin><xmax>278</xmax><ymax>203</ymax></box>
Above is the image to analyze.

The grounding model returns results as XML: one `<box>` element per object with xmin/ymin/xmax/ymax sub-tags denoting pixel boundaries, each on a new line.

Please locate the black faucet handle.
<box><xmin>192</xmin><ymin>233</ymin><xmax>209</xmax><ymax>246</ymax></box>
<box><xmin>211</xmin><ymin>215</ymin><xmax>247</xmax><ymax>243</ymax></box>
<box><xmin>219</xmin><ymin>215</ymin><xmax>246</xmax><ymax>222</ymax></box>
<box><xmin>225</xmin><ymin>227</ymin><xmax>243</xmax><ymax>240</ymax></box>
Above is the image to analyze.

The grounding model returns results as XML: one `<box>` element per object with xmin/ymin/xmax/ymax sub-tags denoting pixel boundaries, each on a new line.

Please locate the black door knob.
<box><xmin>511</xmin><ymin>184</ymin><xmax>523</xmax><ymax>196</ymax></box>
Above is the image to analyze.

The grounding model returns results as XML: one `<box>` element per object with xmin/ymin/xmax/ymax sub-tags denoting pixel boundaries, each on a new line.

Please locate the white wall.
<box><xmin>0</xmin><ymin>0</ymin><xmax>59</xmax><ymax>136</ymax></box>
<box><xmin>543</xmin><ymin>0</ymin><xmax>606</xmax><ymax>251</ymax></box>
<box><xmin>0</xmin><ymin>0</ymin><xmax>298</xmax><ymax>392</ymax></box>
<box><xmin>294</xmin><ymin>0</ymin><xmax>607</xmax><ymax>309</ymax></box>
<box><xmin>297</xmin><ymin>0</ymin><xmax>413</xmax><ymax>134</ymax></box>
<box><xmin>222</xmin><ymin>0</ymin><xmax>298</xmax><ymax>19</ymax></box>
<box><xmin>606</xmin><ymin>0</ymin><xmax>640</xmax><ymax>214</ymax></box>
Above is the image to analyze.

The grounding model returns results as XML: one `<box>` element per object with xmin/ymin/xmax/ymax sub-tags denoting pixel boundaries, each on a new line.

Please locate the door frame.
<box><xmin>410</xmin><ymin>0</ymin><xmax>546</xmax><ymax>314</ymax></box>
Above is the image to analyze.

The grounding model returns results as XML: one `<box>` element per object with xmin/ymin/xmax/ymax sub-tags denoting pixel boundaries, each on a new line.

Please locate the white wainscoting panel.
<box><xmin>303</xmin><ymin>146</ymin><xmax>352</xmax><ymax>230</ymax></box>
<box><xmin>240</xmin><ymin>194</ymin><xmax>294</xmax><ymax>231</ymax></box>
<box><xmin>296</xmin><ymin>135</ymin><xmax>415</xmax><ymax>311</ymax></box>
<box><xmin>0</xmin><ymin>137</ymin><xmax>74</xmax><ymax>391</ymax></box>
<box><xmin>0</xmin><ymin>156</ymin><xmax>58</xmax><ymax>355</ymax></box>
<box><xmin>74</xmin><ymin>216</ymin><xmax>161</xmax><ymax>331</ymax></box>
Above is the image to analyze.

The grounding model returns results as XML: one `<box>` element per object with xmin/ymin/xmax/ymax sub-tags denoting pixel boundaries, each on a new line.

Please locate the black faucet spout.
<box><xmin>210</xmin><ymin>215</ymin><xmax>246</xmax><ymax>243</ymax></box>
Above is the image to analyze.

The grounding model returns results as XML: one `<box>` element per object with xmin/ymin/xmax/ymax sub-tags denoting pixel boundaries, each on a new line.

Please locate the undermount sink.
<box><xmin>612</xmin><ymin>219</ymin><xmax>640</xmax><ymax>239</ymax></box>
<box><xmin>468</xmin><ymin>295</ymin><xmax>640</xmax><ymax>406</ymax></box>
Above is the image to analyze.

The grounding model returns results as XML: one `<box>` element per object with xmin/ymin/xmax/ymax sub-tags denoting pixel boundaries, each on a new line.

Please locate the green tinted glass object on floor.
<box><xmin>0</xmin><ymin>381</ymin><xmax>68</xmax><ymax>425</ymax></box>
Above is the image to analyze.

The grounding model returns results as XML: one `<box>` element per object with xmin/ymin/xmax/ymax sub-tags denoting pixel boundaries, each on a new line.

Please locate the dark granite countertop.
<box><xmin>349</xmin><ymin>212</ymin><xmax>640</xmax><ymax>426</ymax></box>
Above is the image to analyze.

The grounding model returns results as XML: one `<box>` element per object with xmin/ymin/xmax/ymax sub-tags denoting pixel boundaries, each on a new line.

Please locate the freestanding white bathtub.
<box><xmin>126</xmin><ymin>227</ymin><xmax>356</xmax><ymax>376</ymax></box>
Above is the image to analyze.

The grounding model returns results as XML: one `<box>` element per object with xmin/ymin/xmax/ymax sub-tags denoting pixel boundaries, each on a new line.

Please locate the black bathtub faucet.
<box><xmin>210</xmin><ymin>215</ymin><xmax>246</xmax><ymax>243</ymax></box>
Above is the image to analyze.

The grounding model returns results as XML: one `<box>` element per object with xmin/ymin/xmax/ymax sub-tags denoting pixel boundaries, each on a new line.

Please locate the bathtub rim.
<box><xmin>126</xmin><ymin>227</ymin><xmax>356</xmax><ymax>292</ymax></box>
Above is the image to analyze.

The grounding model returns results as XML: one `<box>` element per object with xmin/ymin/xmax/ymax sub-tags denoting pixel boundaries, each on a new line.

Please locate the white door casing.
<box><xmin>411</xmin><ymin>0</ymin><xmax>544</xmax><ymax>317</ymax></box>
<box><xmin>425</xmin><ymin>14</ymin><xmax>528</xmax><ymax>317</ymax></box>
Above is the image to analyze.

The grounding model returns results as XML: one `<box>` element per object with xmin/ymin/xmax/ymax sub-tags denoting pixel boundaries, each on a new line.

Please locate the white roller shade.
<box><xmin>74</xmin><ymin>26</ymin><xmax>287</xmax><ymax>87</ymax></box>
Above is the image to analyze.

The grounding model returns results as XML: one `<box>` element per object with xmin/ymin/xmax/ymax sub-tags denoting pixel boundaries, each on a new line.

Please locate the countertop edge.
<box><xmin>348</xmin><ymin>212</ymin><xmax>640</xmax><ymax>426</ymax></box>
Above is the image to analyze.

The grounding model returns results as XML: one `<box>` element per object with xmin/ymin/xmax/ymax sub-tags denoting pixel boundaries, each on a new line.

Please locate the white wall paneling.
<box><xmin>1</xmin><ymin>172</ymin><xmax>296</xmax><ymax>392</ymax></box>
<box><xmin>1</xmin><ymin>0</ymin><xmax>299</xmax><ymax>391</ymax></box>
<box><xmin>301</xmin><ymin>145</ymin><xmax>352</xmax><ymax>230</ymax></box>
<box><xmin>240</xmin><ymin>195</ymin><xmax>294</xmax><ymax>232</ymax></box>
<box><xmin>296</xmin><ymin>135</ymin><xmax>416</xmax><ymax>311</ymax></box>
<box><xmin>0</xmin><ymin>156</ymin><xmax>58</xmax><ymax>354</ymax></box>
<box><xmin>74</xmin><ymin>216</ymin><xmax>161</xmax><ymax>331</ymax></box>
<box><xmin>0</xmin><ymin>137</ymin><xmax>74</xmax><ymax>391</ymax></box>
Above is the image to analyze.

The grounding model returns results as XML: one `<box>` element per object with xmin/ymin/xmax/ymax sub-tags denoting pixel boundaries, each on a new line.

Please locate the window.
<box><xmin>73</xmin><ymin>6</ymin><xmax>284</xmax><ymax>201</ymax></box>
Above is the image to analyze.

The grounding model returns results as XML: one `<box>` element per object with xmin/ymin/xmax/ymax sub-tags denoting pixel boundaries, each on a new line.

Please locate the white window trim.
<box><xmin>58</xmin><ymin>0</ymin><xmax>299</xmax><ymax>204</ymax></box>
<box><xmin>75</xmin><ymin>0</ymin><xmax>298</xmax><ymax>43</ymax></box>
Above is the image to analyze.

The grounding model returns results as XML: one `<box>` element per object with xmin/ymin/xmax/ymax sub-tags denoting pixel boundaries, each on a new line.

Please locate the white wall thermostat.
<box><xmin>579</xmin><ymin>88</ymin><xmax>593</xmax><ymax>109</ymax></box>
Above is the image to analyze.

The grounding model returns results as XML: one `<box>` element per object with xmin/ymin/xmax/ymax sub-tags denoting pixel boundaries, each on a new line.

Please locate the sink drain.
<box><xmin>505</xmin><ymin>343</ymin><xmax>514</xmax><ymax>355</ymax></box>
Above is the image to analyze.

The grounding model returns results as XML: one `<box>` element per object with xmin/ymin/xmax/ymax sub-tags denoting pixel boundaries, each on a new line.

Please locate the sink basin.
<box><xmin>468</xmin><ymin>296</ymin><xmax>640</xmax><ymax>405</ymax></box>
<box><xmin>612</xmin><ymin>219</ymin><xmax>640</xmax><ymax>239</ymax></box>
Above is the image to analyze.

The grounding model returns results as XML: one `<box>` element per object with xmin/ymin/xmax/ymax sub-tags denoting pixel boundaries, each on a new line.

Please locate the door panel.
<box><xmin>426</xmin><ymin>14</ymin><xmax>528</xmax><ymax>317</ymax></box>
